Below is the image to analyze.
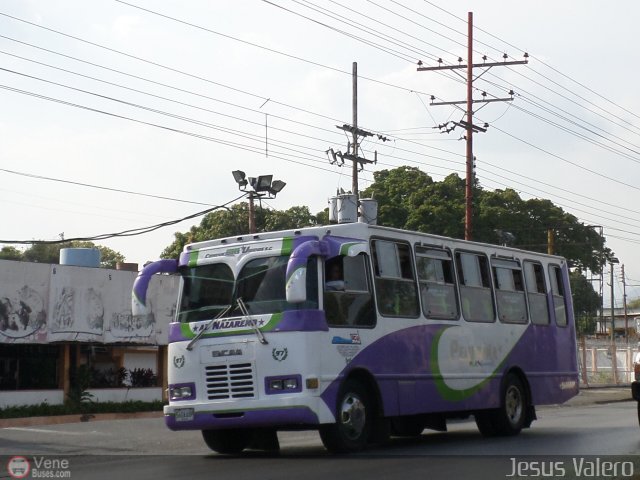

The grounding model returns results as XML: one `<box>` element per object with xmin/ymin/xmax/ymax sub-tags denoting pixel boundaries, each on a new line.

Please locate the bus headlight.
<box><xmin>265</xmin><ymin>375</ymin><xmax>302</xmax><ymax>394</ymax></box>
<box><xmin>169</xmin><ymin>383</ymin><xmax>195</xmax><ymax>401</ymax></box>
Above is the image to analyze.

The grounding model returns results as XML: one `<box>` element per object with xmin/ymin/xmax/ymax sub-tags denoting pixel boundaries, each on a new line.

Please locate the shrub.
<box><xmin>0</xmin><ymin>400</ymin><xmax>165</xmax><ymax>419</ymax></box>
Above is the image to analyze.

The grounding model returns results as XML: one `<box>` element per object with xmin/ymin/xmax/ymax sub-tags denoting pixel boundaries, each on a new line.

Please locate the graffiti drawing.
<box><xmin>0</xmin><ymin>286</ymin><xmax>47</xmax><ymax>338</ymax></box>
<box><xmin>53</xmin><ymin>287</ymin><xmax>74</xmax><ymax>329</ymax></box>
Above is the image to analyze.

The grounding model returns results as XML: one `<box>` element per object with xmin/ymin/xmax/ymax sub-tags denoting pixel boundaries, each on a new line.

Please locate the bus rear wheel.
<box><xmin>320</xmin><ymin>379</ymin><xmax>372</xmax><ymax>453</ymax></box>
<box><xmin>476</xmin><ymin>373</ymin><xmax>527</xmax><ymax>437</ymax></box>
<box><xmin>202</xmin><ymin>429</ymin><xmax>252</xmax><ymax>454</ymax></box>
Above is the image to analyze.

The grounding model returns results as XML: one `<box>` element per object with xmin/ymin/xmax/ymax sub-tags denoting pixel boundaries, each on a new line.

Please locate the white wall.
<box><xmin>87</xmin><ymin>387</ymin><xmax>162</xmax><ymax>403</ymax></box>
<box><xmin>123</xmin><ymin>351</ymin><xmax>157</xmax><ymax>372</ymax></box>
<box><xmin>0</xmin><ymin>390</ymin><xmax>64</xmax><ymax>408</ymax></box>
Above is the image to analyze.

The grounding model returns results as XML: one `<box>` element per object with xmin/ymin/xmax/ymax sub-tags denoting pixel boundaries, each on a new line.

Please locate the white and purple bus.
<box><xmin>133</xmin><ymin>222</ymin><xmax>578</xmax><ymax>453</ymax></box>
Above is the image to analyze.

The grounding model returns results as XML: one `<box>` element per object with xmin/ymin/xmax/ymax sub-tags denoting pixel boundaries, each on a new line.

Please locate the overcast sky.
<box><xmin>1</xmin><ymin>0</ymin><xmax>639</xmax><ymax>307</ymax></box>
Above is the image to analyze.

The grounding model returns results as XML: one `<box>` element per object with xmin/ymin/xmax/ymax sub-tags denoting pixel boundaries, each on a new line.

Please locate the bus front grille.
<box><xmin>204</xmin><ymin>362</ymin><xmax>256</xmax><ymax>400</ymax></box>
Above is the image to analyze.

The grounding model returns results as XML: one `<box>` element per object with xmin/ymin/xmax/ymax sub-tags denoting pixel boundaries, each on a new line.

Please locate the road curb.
<box><xmin>0</xmin><ymin>411</ymin><xmax>163</xmax><ymax>428</ymax></box>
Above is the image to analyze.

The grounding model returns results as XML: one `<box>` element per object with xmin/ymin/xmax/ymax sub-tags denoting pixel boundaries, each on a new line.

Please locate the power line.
<box><xmin>0</xmin><ymin>194</ymin><xmax>247</xmax><ymax>245</ymax></box>
<box><xmin>0</xmin><ymin>33</ymin><xmax>463</xmax><ymax>159</ymax></box>
<box><xmin>484</xmin><ymin>123</ymin><xmax>640</xmax><ymax>193</ymax></box>
<box><xmin>109</xmin><ymin>2</ymin><xmax>437</xmax><ymax>96</ymax></box>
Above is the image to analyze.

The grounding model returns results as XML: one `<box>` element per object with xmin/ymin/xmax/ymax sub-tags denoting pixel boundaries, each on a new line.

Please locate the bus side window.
<box><xmin>416</xmin><ymin>247</ymin><xmax>458</xmax><ymax>320</ymax></box>
<box><xmin>456</xmin><ymin>252</ymin><xmax>495</xmax><ymax>322</ymax></box>
<box><xmin>549</xmin><ymin>265</ymin><xmax>568</xmax><ymax>327</ymax></box>
<box><xmin>524</xmin><ymin>261</ymin><xmax>550</xmax><ymax>325</ymax></box>
<box><xmin>371</xmin><ymin>240</ymin><xmax>419</xmax><ymax>318</ymax></box>
<box><xmin>324</xmin><ymin>254</ymin><xmax>375</xmax><ymax>327</ymax></box>
<box><xmin>492</xmin><ymin>259</ymin><xmax>527</xmax><ymax>324</ymax></box>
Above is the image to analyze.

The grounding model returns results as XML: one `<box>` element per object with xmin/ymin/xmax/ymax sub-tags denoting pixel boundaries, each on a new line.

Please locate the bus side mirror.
<box><xmin>132</xmin><ymin>259</ymin><xmax>178</xmax><ymax>316</ymax></box>
<box><xmin>286</xmin><ymin>266</ymin><xmax>307</xmax><ymax>304</ymax></box>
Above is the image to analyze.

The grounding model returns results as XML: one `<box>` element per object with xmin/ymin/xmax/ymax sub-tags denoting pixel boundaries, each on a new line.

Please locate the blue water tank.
<box><xmin>59</xmin><ymin>248</ymin><xmax>101</xmax><ymax>268</ymax></box>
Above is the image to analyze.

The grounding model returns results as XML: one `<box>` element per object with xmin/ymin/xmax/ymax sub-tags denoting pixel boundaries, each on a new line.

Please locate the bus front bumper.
<box><xmin>164</xmin><ymin>404</ymin><xmax>320</xmax><ymax>431</ymax></box>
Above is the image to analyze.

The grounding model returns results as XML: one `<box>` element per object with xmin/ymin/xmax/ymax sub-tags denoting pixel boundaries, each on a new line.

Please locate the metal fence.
<box><xmin>578</xmin><ymin>338</ymin><xmax>637</xmax><ymax>386</ymax></box>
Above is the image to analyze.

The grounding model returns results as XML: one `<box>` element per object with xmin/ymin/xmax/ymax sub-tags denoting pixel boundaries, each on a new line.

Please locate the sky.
<box><xmin>1</xmin><ymin>0</ymin><xmax>639</xmax><ymax>308</ymax></box>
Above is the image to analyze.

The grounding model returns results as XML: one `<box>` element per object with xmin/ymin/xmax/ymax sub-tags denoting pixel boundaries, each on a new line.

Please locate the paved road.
<box><xmin>1</xmin><ymin>400</ymin><xmax>638</xmax><ymax>479</ymax></box>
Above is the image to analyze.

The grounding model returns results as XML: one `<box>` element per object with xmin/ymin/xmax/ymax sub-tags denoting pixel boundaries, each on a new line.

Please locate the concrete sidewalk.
<box><xmin>563</xmin><ymin>386</ymin><xmax>633</xmax><ymax>407</ymax></box>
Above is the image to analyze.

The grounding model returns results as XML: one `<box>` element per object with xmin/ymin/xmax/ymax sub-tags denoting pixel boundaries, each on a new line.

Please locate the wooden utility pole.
<box><xmin>418</xmin><ymin>12</ymin><xmax>528</xmax><ymax>240</ymax></box>
<box><xmin>465</xmin><ymin>11</ymin><xmax>474</xmax><ymax>241</ymax></box>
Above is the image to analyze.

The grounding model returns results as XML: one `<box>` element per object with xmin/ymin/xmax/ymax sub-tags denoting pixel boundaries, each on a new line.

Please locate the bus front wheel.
<box><xmin>476</xmin><ymin>373</ymin><xmax>527</xmax><ymax>437</ymax></box>
<box><xmin>320</xmin><ymin>379</ymin><xmax>372</xmax><ymax>453</ymax></box>
<box><xmin>202</xmin><ymin>429</ymin><xmax>252</xmax><ymax>454</ymax></box>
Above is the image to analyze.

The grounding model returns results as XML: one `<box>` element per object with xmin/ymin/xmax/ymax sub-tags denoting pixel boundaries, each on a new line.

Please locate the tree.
<box><xmin>161</xmin><ymin>167</ymin><xmax>610</xmax><ymax>278</ymax></box>
<box><xmin>362</xmin><ymin>167</ymin><xmax>608</xmax><ymax>274</ymax></box>
<box><xmin>0</xmin><ymin>246</ymin><xmax>23</xmax><ymax>261</ymax></box>
<box><xmin>628</xmin><ymin>298</ymin><xmax>640</xmax><ymax>309</ymax></box>
<box><xmin>570</xmin><ymin>271</ymin><xmax>601</xmax><ymax>335</ymax></box>
<box><xmin>7</xmin><ymin>241</ymin><xmax>125</xmax><ymax>268</ymax></box>
<box><xmin>161</xmin><ymin>203</ymin><xmax>320</xmax><ymax>259</ymax></box>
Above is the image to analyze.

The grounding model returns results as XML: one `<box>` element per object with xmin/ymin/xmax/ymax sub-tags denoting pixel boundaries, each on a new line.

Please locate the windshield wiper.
<box><xmin>186</xmin><ymin>304</ymin><xmax>233</xmax><ymax>351</ymax></box>
<box><xmin>237</xmin><ymin>298</ymin><xmax>268</xmax><ymax>345</ymax></box>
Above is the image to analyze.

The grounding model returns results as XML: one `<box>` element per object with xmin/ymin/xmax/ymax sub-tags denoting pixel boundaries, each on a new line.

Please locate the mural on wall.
<box><xmin>0</xmin><ymin>286</ymin><xmax>47</xmax><ymax>339</ymax></box>
<box><xmin>0</xmin><ymin>260</ymin><xmax>177</xmax><ymax>345</ymax></box>
<box><xmin>51</xmin><ymin>286</ymin><xmax>105</xmax><ymax>335</ymax></box>
<box><xmin>0</xmin><ymin>261</ymin><xmax>50</xmax><ymax>343</ymax></box>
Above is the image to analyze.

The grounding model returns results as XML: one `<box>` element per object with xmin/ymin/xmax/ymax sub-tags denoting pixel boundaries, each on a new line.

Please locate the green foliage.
<box><xmin>129</xmin><ymin>368</ymin><xmax>157</xmax><ymax>387</ymax></box>
<box><xmin>0</xmin><ymin>246</ymin><xmax>23</xmax><ymax>261</ymax></box>
<box><xmin>2</xmin><ymin>241</ymin><xmax>125</xmax><ymax>268</ymax></box>
<box><xmin>628</xmin><ymin>298</ymin><xmax>640</xmax><ymax>309</ymax></box>
<box><xmin>0</xmin><ymin>400</ymin><xmax>165</xmax><ymax>419</ymax></box>
<box><xmin>160</xmin><ymin>167</ymin><xmax>610</xmax><ymax>276</ymax></box>
<box><xmin>161</xmin><ymin>202</ymin><xmax>320</xmax><ymax>258</ymax></box>
<box><xmin>570</xmin><ymin>271</ymin><xmax>601</xmax><ymax>335</ymax></box>
<box><xmin>361</xmin><ymin>167</ymin><xmax>608</xmax><ymax>274</ymax></box>
<box><xmin>66</xmin><ymin>364</ymin><xmax>94</xmax><ymax>410</ymax></box>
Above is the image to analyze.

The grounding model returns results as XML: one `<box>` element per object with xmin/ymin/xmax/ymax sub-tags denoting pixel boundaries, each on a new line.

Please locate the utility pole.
<box><xmin>327</xmin><ymin>62</ymin><xmax>378</xmax><ymax>202</ymax></box>
<box><xmin>622</xmin><ymin>264</ymin><xmax>628</xmax><ymax>341</ymax></box>
<box><xmin>417</xmin><ymin>12</ymin><xmax>528</xmax><ymax>240</ymax></box>
<box><xmin>351</xmin><ymin>62</ymin><xmax>359</xmax><ymax>198</ymax></box>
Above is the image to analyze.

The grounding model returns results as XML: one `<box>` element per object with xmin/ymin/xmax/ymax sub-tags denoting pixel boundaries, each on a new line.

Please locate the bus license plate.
<box><xmin>175</xmin><ymin>408</ymin><xmax>194</xmax><ymax>422</ymax></box>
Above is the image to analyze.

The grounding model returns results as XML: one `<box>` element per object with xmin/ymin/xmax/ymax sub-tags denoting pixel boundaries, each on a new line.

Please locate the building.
<box><xmin>0</xmin><ymin>258</ymin><xmax>179</xmax><ymax>408</ymax></box>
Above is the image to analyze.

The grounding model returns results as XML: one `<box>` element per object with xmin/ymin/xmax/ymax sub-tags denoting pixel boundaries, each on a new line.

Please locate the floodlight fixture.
<box><xmin>255</xmin><ymin>175</ymin><xmax>273</xmax><ymax>192</ymax></box>
<box><xmin>232</xmin><ymin>170</ymin><xmax>248</xmax><ymax>187</ymax></box>
<box><xmin>269</xmin><ymin>179</ymin><xmax>286</xmax><ymax>195</ymax></box>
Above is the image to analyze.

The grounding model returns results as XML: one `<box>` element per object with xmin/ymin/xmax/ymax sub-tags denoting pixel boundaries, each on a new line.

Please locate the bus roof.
<box><xmin>183</xmin><ymin>222</ymin><xmax>566</xmax><ymax>262</ymax></box>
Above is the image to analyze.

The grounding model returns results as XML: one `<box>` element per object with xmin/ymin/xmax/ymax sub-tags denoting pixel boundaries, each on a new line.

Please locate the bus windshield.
<box><xmin>177</xmin><ymin>255</ymin><xmax>318</xmax><ymax>323</ymax></box>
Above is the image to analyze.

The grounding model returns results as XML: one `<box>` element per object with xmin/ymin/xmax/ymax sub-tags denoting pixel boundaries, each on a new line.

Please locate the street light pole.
<box><xmin>248</xmin><ymin>193</ymin><xmax>256</xmax><ymax>234</ymax></box>
<box><xmin>231</xmin><ymin>171</ymin><xmax>286</xmax><ymax>234</ymax></box>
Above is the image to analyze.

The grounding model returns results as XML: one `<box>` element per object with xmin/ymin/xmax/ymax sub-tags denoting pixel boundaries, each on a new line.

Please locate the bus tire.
<box><xmin>202</xmin><ymin>429</ymin><xmax>252</xmax><ymax>454</ymax></box>
<box><xmin>476</xmin><ymin>374</ymin><xmax>528</xmax><ymax>437</ymax></box>
<box><xmin>319</xmin><ymin>379</ymin><xmax>372</xmax><ymax>453</ymax></box>
<box><xmin>494</xmin><ymin>373</ymin><xmax>527</xmax><ymax>436</ymax></box>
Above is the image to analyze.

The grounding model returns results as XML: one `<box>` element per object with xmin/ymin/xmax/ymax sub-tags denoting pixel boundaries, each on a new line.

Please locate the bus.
<box><xmin>132</xmin><ymin>222</ymin><xmax>579</xmax><ymax>453</ymax></box>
